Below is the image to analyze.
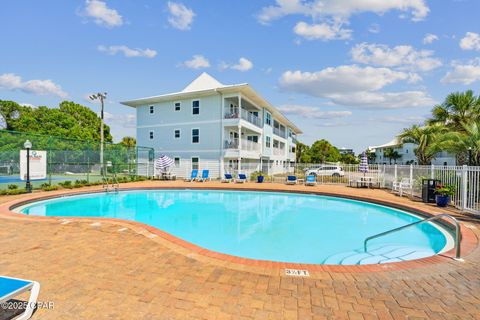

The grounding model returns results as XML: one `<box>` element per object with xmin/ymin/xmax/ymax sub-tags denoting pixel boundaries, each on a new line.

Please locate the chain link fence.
<box><xmin>0</xmin><ymin>130</ymin><xmax>154</xmax><ymax>190</ymax></box>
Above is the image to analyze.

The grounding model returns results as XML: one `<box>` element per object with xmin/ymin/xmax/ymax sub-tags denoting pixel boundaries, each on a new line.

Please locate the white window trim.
<box><xmin>174</xmin><ymin>101</ymin><xmax>181</xmax><ymax>111</ymax></box>
<box><xmin>191</xmin><ymin>156</ymin><xmax>200</xmax><ymax>170</ymax></box>
<box><xmin>191</xmin><ymin>128</ymin><xmax>200</xmax><ymax>144</ymax></box>
<box><xmin>191</xmin><ymin>99</ymin><xmax>200</xmax><ymax>116</ymax></box>
<box><xmin>149</xmin><ymin>130</ymin><xmax>154</xmax><ymax>140</ymax></box>
<box><xmin>174</xmin><ymin>128</ymin><xmax>181</xmax><ymax>139</ymax></box>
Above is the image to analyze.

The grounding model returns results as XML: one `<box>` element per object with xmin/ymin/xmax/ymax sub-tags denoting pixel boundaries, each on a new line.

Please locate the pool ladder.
<box><xmin>102</xmin><ymin>174</ymin><xmax>119</xmax><ymax>192</ymax></box>
<box><xmin>363</xmin><ymin>213</ymin><xmax>462</xmax><ymax>260</ymax></box>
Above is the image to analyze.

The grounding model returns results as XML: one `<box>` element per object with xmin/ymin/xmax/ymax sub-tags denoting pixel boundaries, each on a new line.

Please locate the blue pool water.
<box><xmin>18</xmin><ymin>190</ymin><xmax>450</xmax><ymax>265</ymax></box>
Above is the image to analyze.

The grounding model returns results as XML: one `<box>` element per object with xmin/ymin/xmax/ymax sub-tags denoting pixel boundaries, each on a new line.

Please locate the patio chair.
<box><xmin>305</xmin><ymin>175</ymin><xmax>317</xmax><ymax>186</ymax></box>
<box><xmin>184</xmin><ymin>169</ymin><xmax>198</xmax><ymax>182</ymax></box>
<box><xmin>197</xmin><ymin>170</ymin><xmax>210</xmax><ymax>182</ymax></box>
<box><xmin>286</xmin><ymin>175</ymin><xmax>297</xmax><ymax>185</ymax></box>
<box><xmin>222</xmin><ymin>173</ymin><xmax>233</xmax><ymax>183</ymax></box>
<box><xmin>392</xmin><ymin>178</ymin><xmax>413</xmax><ymax>197</ymax></box>
<box><xmin>235</xmin><ymin>173</ymin><xmax>247</xmax><ymax>183</ymax></box>
<box><xmin>0</xmin><ymin>276</ymin><xmax>40</xmax><ymax>320</ymax></box>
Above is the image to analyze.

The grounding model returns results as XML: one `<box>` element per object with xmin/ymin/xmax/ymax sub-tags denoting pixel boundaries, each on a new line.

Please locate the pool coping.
<box><xmin>0</xmin><ymin>185</ymin><xmax>477</xmax><ymax>273</ymax></box>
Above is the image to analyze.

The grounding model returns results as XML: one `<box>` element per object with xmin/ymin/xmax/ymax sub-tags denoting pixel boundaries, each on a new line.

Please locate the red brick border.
<box><xmin>0</xmin><ymin>185</ymin><xmax>477</xmax><ymax>273</ymax></box>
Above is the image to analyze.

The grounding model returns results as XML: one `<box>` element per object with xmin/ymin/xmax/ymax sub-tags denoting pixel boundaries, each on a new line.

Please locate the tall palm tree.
<box><xmin>398</xmin><ymin>124</ymin><xmax>446</xmax><ymax>165</ymax></box>
<box><xmin>428</xmin><ymin>90</ymin><xmax>480</xmax><ymax>131</ymax></box>
<box><xmin>383</xmin><ymin>148</ymin><xmax>395</xmax><ymax>165</ymax></box>
<box><xmin>390</xmin><ymin>150</ymin><xmax>402</xmax><ymax>164</ymax></box>
<box><xmin>434</xmin><ymin>121</ymin><xmax>480</xmax><ymax>166</ymax></box>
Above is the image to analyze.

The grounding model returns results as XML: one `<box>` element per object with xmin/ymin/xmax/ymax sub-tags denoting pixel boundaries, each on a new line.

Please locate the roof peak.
<box><xmin>182</xmin><ymin>72</ymin><xmax>225</xmax><ymax>93</ymax></box>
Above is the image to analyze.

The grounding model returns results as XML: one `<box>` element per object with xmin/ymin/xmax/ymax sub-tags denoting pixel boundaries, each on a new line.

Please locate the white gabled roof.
<box><xmin>120</xmin><ymin>73</ymin><xmax>302</xmax><ymax>133</ymax></box>
<box><xmin>182</xmin><ymin>72</ymin><xmax>225</xmax><ymax>92</ymax></box>
<box><xmin>369</xmin><ymin>137</ymin><xmax>401</xmax><ymax>150</ymax></box>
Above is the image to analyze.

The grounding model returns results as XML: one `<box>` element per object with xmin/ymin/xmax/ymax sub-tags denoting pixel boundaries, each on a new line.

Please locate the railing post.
<box><xmin>461</xmin><ymin>165</ymin><xmax>468</xmax><ymax>211</ymax></box>
<box><xmin>394</xmin><ymin>164</ymin><xmax>397</xmax><ymax>182</ymax></box>
<box><xmin>409</xmin><ymin>164</ymin><xmax>414</xmax><ymax>196</ymax></box>
<box><xmin>430</xmin><ymin>164</ymin><xmax>435</xmax><ymax>179</ymax></box>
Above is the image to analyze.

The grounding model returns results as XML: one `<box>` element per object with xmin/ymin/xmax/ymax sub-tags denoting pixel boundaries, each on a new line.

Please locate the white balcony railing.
<box><xmin>273</xmin><ymin>148</ymin><xmax>285</xmax><ymax>156</ymax></box>
<box><xmin>224</xmin><ymin>138</ymin><xmax>260</xmax><ymax>152</ymax></box>
<box><xmin>273</xmin><ymin>127</ymin><xmax>286</xmax><ymax>138</ymax></box>
<box><xmin>224</xmin><ymin>108</ymin><xmax>262</xmax><ymax>128</ymax></box>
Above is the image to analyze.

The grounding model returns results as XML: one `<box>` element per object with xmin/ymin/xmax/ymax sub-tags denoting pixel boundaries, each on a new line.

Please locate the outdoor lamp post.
<box><xmin>468</xmin><ymin>147</ymin><xmax>472</xmax><ymax>166</ymax></box>
<box><xmin>89</xmin><ymin>92</ymin><xmax>107</xmax><ymax>176</ymax></box>
<box><xmin>24</xmin><ymin>140</ymin><xmax>32</xmax><ymax>193</ymax></box>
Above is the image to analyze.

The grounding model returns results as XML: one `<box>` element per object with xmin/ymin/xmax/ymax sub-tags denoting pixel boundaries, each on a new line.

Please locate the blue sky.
<box><xmin>1</xmin><ymin>0</ymin><xmax>479</xmax><ymax>152</ymax></box>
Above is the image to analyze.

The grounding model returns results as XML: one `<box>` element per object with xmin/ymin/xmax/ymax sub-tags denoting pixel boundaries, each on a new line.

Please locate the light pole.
<box><xmin>24</xmin><ymin>140</ymin><xmax>32</xmax><ymax>193</ymax></box>
<box><xmin>89</xmin><ymin>92</ymin><xmax>107</xmax><ymax>176</ymax></box>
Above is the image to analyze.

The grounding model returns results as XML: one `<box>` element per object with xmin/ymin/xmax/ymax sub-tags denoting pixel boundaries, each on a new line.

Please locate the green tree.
<box><xmin>428</xmin><ymin>90</ymin><xmax>480</xmax><ymax>130</ymax></box>
<box><xmin>120</xmin><ymin>136</ymin><xmax>136</xmax><ymax>148</ymax></box>
<box><xmin>435</xmin><ymin>121</ymin><xmax>480</xmax><ymax>166</ymax></box>
<box><xmin>308</xmin><ymin>139</ymin><xmax>341</xmax><ymax>163</ymax></box>
<box><xmin>295</xmin><ymin>142</ymin><xmax>311</xmax><ymax>163</ymax></box>
<box><xmin>398</xmin><ymin>124</ymin><xmax>446</xmax><ymax>165</ymax></box>
<box><xmin>0</xmin><ymin>100</ymin><xmax>22</xmax><ymax>130</ymax></box>
<box><xmin>340</xmin><ymin>153</ymin><xmax>359</xmax><ymax>164</ymax></box>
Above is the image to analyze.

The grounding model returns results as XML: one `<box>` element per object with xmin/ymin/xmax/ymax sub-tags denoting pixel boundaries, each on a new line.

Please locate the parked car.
<box><xmin>305</xmin><ymin>165</ymin><xmax>345</xmax><ymax>177</ymax></box>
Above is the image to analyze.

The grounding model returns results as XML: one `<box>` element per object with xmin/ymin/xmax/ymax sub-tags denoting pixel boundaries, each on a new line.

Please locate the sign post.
<box><xmin>20</xmin><ymin>148</ymin><xmax>47</xmax><ymax>192</ymax></box>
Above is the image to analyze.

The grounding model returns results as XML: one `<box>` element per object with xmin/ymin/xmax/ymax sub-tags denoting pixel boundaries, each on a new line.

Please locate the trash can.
<box><xmin>422</xmin><ymin>179</ymin><xmax>440</xmax><ymax>203</ymax></box>
<box><xmin>257</xmin><ymin>175</ymin><xmax>264</xmax><ymax>183</ymax></box>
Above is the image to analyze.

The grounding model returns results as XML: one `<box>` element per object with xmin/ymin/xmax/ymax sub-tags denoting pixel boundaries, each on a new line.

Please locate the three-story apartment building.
<box><xmin>121</xmin><ymin>73</ymin><xmax>302</xmax><ymax>178</ymax></box>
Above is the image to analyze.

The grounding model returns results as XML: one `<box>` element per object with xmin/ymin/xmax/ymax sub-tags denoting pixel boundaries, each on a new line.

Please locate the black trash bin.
<box><xmin>422</xmin><ymin>179</ymin><xmax>440</xmax><ymax>203</ymax></box>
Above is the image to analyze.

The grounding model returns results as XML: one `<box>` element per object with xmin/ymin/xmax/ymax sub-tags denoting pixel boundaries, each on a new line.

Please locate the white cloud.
<box><xmin>97</xmin><ymin>45</ymin><xmax>157</xmax><ymax>58</ymax></box>
<box><xmin>279</xmin><ymin>65</ymin><xmax>435</xmax><ymax>109</ymax></box>
<box><xmin>278</xmin><ymin>105</ymin><xmax>352</xmax><ymax>119</ymax></box>
<box><xmin>182</xmin><ymin>55</ymin><xmax>210</xmax><ymax>69</ymax></box>
<box><xmin>221</xmin><ymin>57</ymin><xmax>253</xmax><ymax>72</ymax></box>
<box><xmin>280</xmin><ymin>65</ymin><xmax>409</xmax><ymax>95</ymax></box>
<box><xmin>0</xmin><ymin>73</ymin><xmax>68</xmax><ymax>98</ymax></box>
<box><xmin>83</xmin><ymin>0</ymin><xmax>123</xmax><ymax>28</ymax></box>
<box><xmin>167</xmin><ymin>2</ymin><xmax>195</xmax><ymax>30</ymax></box>
<box><xmin>257</xmin><ymin>0</ymin><xmax>429</xmax><ymax>24</ymax></box>
<box><xmin>375</xmin><ymin>115</ymin><xmax>426</xmax><ymax>124</ymax></box>
<box><xmin>459</xmin><ymin>32</ymin><xmax>480</xmax><ymax>51</ymax></box>
<box><xmin>351</xmin><ymin>43</ymin><xmax>442</xmax><ymax>71</ymax></box>
<box><xmin>423</xmin><ymin>33</ymin><xmax>438</xmax><ymax>44</ymax></box>
<box><xmin>293</xmin><ymin>21</ymin><xmax>352</xmax><ymax>40</ymax></box>
<box><xmin>441</xmin><ymin>59</ymin><xmax>480</xmax><ymax>85</ymax></box>
<box><xmin>103</xmin><ymin>112</ymin><xmax>136</xmax><ymax>128</ymax></box>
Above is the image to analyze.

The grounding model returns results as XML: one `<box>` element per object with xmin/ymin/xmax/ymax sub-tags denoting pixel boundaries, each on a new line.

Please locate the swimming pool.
<box><xmin>17</xmin><ymin>190</ymin><xmax>452</xmax><ymax>265</ymax></box>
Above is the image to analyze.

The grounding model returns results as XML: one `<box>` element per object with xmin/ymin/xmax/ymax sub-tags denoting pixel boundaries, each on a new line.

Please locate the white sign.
<box><xmin>285</xmin><ymin>269</ymin><xmax>310</xmax><ymax>277</ymax></box>
<box><xmin>20</xmin><ymin>150</ymin><xmax>47</xmax><ymax>180</ymax></box>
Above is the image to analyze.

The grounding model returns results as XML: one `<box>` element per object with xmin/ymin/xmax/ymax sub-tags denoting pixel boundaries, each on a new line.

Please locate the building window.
<box><xmin>247</xmin><ymin>136</ymin><xmax>258</xmax><ymax>143</ymax></box>
<box><xmin>192</xmin><ymin>129</ymin><xmax>199</xmax><ymax>143</ymax></box>
<box><xmin>149</xmin><ymin>130</ymin><xmax>154</xmax><ymax>140</ymax></box>
<box><xmin>149</xmin><ymin>105</ymin><xmax>154</xmax><ymax>114</ymax></box>
<box><xmin>174</xmin><ymin>157</ymin><xmax>180</xmax><ymax>167</ymax></box>
<box><xmin>192</xmin><ymin>100</ymin><xmax>200</xmax><ymax>115</ymax></box>
<box><xmin>192</xmin><ymin>157</ymin><xmax>199</xmax><ymax>170</ymax></box>
<box><xmin>174</xmin><ymin>102</ymin><xmax>181</xmax><ymax>111</ymax></box>
<box><xmin>266</xmin><ymin>136</ymin><xmax>271</xmax><ymax>148</ymax></box>
<box><xmin>265</xmin><ymin>112</ymin><xmax>272</xmax><ymax>126</ymax></box>
<box><xmin>174</xmin><ymin>129</ymin><xmax>180</xmax><ymax>139</ymax></box>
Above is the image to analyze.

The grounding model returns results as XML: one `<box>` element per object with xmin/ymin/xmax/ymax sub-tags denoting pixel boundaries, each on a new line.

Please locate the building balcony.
<box><xmin>273</xmin><ymin>127</ymin><xmax>286</xmax><ymax>139</ymax></box>
<box><xmin>224</xmin><ymin>138</ymin><xmax>261</xmax><ymax>152</ymax></box>
<box><xmin>224</xmin><ymin>109</ymin><xmax>263</xmax><ymax>128</ymax></box>
<box><xmin>273</xmin><ymin>147</ymin><xmax>285</xmax><ymax>156</ymax></box>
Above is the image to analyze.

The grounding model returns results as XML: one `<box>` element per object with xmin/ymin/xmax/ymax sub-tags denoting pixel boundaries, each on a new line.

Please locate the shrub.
<box><xmin>7</xmin><ymin>184</ymin><xmax>18</xmax><ymax>190</ymax></box>
<box><xmin>59</xmin><ymin>181</ymin><xmax>73</xmax><ymax>189</ymax></box>
<box><xmin>42</xmin><ymin>185</ymin><xmax>59</xmax><ymax>191</ymax></box>
<box><xmin>0</xmin><ymin>188</ymin><xmax>27</xmax><ymax>196</ymax></box>
<box><xmin>39</xmin><ymin>183</ymin><xmax>51</xmax><ymax>189</ymax></box>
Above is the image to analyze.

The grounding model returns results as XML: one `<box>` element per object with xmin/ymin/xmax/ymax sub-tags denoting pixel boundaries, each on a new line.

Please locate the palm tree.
<box><xmin>398</xmin><ymin>124</ymin><xmax>446</xmax><ymax>165</ymax></box>
<box><xmin>428</xmin><ymin>90</ymin><xmax>480</xmax><ymax>131</ymax></box>
<box><xmin>434</xmin><ymin>121</ymin><xmax>480</xmax><ymax>166</ymax></box>
<box><xmin>383</xmin><ymin>148</ymin><xmax>395</xmax><ymax>165</ymax></box>
<box><xmin>390</xmin><ymin>150</ymin><xmax>402</xmax><ymax>164</ymax></box>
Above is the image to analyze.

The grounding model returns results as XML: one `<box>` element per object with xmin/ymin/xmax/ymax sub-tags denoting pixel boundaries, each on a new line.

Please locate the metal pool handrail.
<box><xmin>363</xmin><ymin>213</ymin><xmax>461</xmax><ymax>259</ymax></box>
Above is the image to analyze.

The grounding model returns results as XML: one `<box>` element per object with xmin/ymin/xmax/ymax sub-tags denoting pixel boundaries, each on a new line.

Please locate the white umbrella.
<box><xmin>154</xmin><ymin>155</ymin><xmax>175</xmax><ymax>174</ymax></box>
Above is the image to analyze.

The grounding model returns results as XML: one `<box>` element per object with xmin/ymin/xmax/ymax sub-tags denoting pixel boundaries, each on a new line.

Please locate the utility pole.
<box><xmin>89</xmin><ymin>92</ymin><xmax>107</xmax><ymax>176</ymax></box>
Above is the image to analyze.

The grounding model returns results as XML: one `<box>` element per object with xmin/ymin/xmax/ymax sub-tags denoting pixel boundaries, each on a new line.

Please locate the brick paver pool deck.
<box><xmin>0</xmin><ymin>181</ymin><xmax>479</xmax><ymax>319</ymax></box>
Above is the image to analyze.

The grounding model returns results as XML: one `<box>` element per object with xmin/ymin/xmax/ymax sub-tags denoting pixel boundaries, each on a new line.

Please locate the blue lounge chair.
<box><xmin>286</xmin><ymin>175</ymin><xmax>297</xmax><ymax>185</ymax></box>
<box><xmin>222</xmin><ymin>173</ymin><xmax>233</xmax><ymax>183</ymax></box>
<box><xmin>197</xmin><ymin>170</ymin><xmax>210</xmax><ymax>182</ymax></box>
<box><xmin>305</xmin><ymin>175</ymin><xmax>317</xmax><ymax>186</ymax></box>
<box><xmin>235</xmin><ymin>173</ymin><xmax>247</xmax><ymax>183</ymax></box>
<box><xmin>0</xmin><ymin>276</ymin><xmax>40</xmax><ymax>320</ymax></box>
<box><xmin>184</xmin><ymin>169</ymin><xmax>198</xmax><ymax>182</ymax></box>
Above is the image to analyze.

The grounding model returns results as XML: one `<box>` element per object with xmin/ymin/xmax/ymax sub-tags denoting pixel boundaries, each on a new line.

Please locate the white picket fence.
<box><xmin>152</xmin><ymin>160</ymin><xmax>480</xmax><ymax>214</ymax></box>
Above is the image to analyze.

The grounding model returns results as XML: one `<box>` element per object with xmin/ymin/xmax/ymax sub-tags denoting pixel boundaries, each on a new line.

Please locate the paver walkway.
<box><xmin>0</xmin><ymin>182</ymin><xmax>479</xmax><ymax>319</ymax></box>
